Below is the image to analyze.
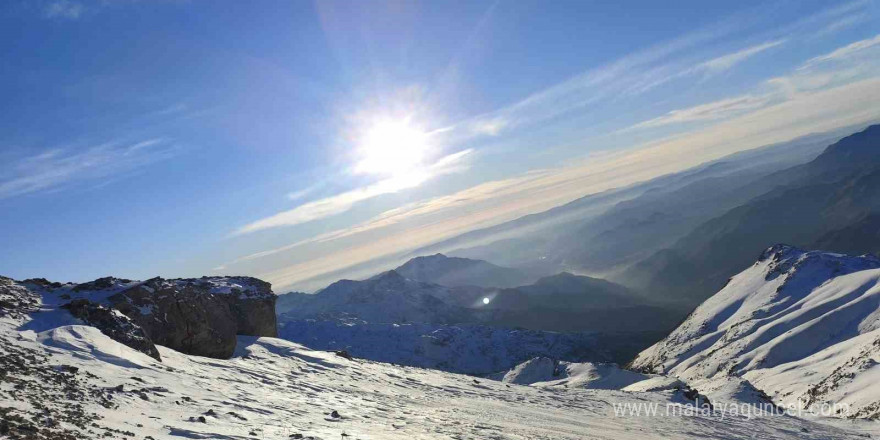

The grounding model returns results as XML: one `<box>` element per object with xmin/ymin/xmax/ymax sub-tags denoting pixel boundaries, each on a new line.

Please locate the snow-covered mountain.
<box><xmin>394</xmin><ymin>253</ymin><xmax>532</xmax><ymax>288</ymax></box>
<box><xmin>496</xmin><ymin>357</ymin><xmax>656</xmax><ymax>389</ymax></box>
<box><xmin>279</xmin><ymin>320</ymin><xmax>613</xmax><ymax>375</ymax></box>
<box><xmin>279</xmin><ymin>270</ymin><xmax>476</xmax><ymax>324</ymax></box>
<box><xmin>632</xmin><ymin>244</ymin><xmax>880</xmax><ymax>418</ymax></box>
<box><xmin>1</xmin><ymin>276</ymin><xmax>873</xmax><ymax>439</ymax></box>
<box><xmin>276</xmin><ymin>269</ymin><xmax>677</xmax><ymax>372</ymax></box>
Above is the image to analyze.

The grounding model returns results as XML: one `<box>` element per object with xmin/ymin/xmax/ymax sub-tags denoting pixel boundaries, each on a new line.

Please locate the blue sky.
<box><xmin>1</xmin><ymin>0</ymin><xmax>879</xmax><ymax>291</ymax></box>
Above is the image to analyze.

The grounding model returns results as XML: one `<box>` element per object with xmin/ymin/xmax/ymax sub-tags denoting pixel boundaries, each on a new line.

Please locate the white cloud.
<box><xmin>44</xmin><ymin>0</ymin><xmax>84</xmax><ymax>20</ymax></box>
<box><xmin>802</xmin><ymin>34</ymin><xmax>880</xmax><ymax>68</ymax></box>
<box><xmin>234</xmin><ymin>149</ymin><xmax>473</xmax><ymax>235</ymax></box>
<box><xmin>629</xmin><ymin>33</ymin><xmax>880</xmax><ymax>131</ymax></box>
<box><xmin>631</xmin><ymin>94</ymin><xmax>772</xmax><ymax>129</ymax></box>
<box><xmin>695</xmin><ymin>40</ymin><xmax>785</xmax><ymax>74</ymax></box>
<box><xmin>287</xmin><ymin>185</ymin><xmax>320</xmax><ymax>201</ymax></box>
<box><xmin>814</xmin><ymin>13</ymin><xmax>869</xmax><ymax>37</ymax></box>
<box><xmin>0</xmin><ymin>139</ymin><xmax>175</xmax><ymax>199</ymax></box>
<box><xmin>221</xmin><ymin>8</ymin><xmax>880</xmax><ymax>290</ymax></box>
<box><xmin>254</xmin><ymin>76</ymin><xmax>880</xmax><ymax>291</ymax></box>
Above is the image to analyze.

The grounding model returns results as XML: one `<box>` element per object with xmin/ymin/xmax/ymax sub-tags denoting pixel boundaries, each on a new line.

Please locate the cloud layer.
<box><xmin>0</xmin><ymin>139</ymin><xmax>177</xmax><ymax>200</ymax></box>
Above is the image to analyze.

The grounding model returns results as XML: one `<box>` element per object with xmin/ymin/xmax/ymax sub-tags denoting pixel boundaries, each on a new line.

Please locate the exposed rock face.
<box><xmin>0</xmin><ymin>276</ymin><xmax>40</xmax><ymax>320</ymax></box>
<box><xmin>62</xmin><ymin>299</ymin><xmax>161</xmax><ymax>361</ymax></box>
<box><xmin>3</xmin><ymin>275</ymin><xmax>277</xmax><ymax>360</ymax></box>
<box><xmin>107</xmin><ymin>277</ymin><xmax>277</xmax><ymax>359</ymax></box>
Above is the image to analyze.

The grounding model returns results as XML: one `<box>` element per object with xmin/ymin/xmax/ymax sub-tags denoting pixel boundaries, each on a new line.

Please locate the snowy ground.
<box><xmin>1</xmin><ymin>317</ymin><xmax>876</xmax><ymax>439</ymax></box>
<box><xmin>632</xmin><ymin>245</ymin><xmax>880</xmax><ymax>420</ymax></box>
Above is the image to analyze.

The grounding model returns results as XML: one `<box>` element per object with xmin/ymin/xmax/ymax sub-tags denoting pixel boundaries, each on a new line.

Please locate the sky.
<box><xmin>1</xmin><ymin>0</ymin><xmax>879</xmax><ymax>292</ymax></box>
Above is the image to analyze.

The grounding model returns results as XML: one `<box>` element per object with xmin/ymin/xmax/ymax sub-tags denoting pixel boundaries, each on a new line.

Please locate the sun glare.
<box><xmin>355</xmin><ymin>119</ymin><xmax>430</xmax><ymax>176</ymax></box>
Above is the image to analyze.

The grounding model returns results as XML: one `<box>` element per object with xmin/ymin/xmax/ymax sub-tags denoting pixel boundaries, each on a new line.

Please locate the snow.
<box><xmin>279</xmin><ymin>320</ymin><xmax>605</xmax><ymax>375</ymax></box>
<box><xmin>2</xmin><ymin>276</ymin><xmax>878</xmax><ymax>439</ymax></box>
<box><xmin>37</xmin><ymin>325</ymin><xmax>156</xmax><ymax>369</ymax></box>
<box><xmin>632</xmin><ymin>245</ymin><xmax>880</xmax><ymax>418</ymax></box>
<box><xmin>2</xmin><ymin>315</ymin><xmax>872</xmax><ymax>439</ymax></box>
<box><xmin>499</xmin><ymin>357</ymin><xmax>655</xmax><ymax>390</ymax></box>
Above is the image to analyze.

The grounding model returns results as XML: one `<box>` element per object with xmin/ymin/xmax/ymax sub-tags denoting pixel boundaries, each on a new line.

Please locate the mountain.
<box><xmin>394</xmin><ymin>253</ymin><xmax>531</xmax><ymax>288</ymax></box>
<box><xmin>631</xmin><ymin>245</ymin><xmax>880</xmax><ymax>419</ymax></box>
<box><xmin>475</xmin><ymin>272</ymin><xmax>683</xmax><ymax>334</ymax></box>
<box><xmin>414</xmin><ymin>130</ymin><xmax>838</xmax><ymax>273</ymax></box>
<box><xmin>515</xmin><ymin>272</ymin><xmax>641</xmax><ymax>308</ymax></box>
<box><xmin>275</xmin><ymin>269</ymin><xmax>678</xmax><ymax>370</ymax></box>
<box><xmin>278</xmin><ymin>320</ymin><xmax>616</xmax><ymax>374</ymax></box>
<box><xmin>1</xmin><ymin>297</ymin><xmax>865</xmax><ymax>439</ymax></box>
<box><xmin>621</xmin><ymin>124</ymin><xmax>880</xmax><ymax>306</ymax></box>
<box><xmin>9</xmin><ymin>275</ymin><xmax>277</xmax><ymax>359</ymax></box>
<box><xmin>279</xmin><ymin>268</ymin><xmax>679</xmax><ymax>335</ymax></box>
<box><xmin>496</xmin><ymin>357</ymin><xmax>658</xmax><ymax>389</ymax></box>
<box><xmin>279</xmin><ymin>270</ymin><xmax>474</xmax><ymax>325</ymax></box>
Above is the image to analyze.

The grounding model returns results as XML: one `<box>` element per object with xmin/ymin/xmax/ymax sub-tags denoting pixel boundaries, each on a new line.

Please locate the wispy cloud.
<box><xmin>220</xmin><ymin>30</ymin><xmax>880</xmax><ymax>290</ymax></box>
<box><xmin>630</xmin><ymin>94</ymin><xmax>772</xmax><ymax>129</ymax></box>
<box><xmin>234</xmin><ymin>149</ymin><xmax>473</xmax><ymax>235</ymax></box>
<box><xmin>287</xmin><ymin>184</ymin><xmax>322</xmax><ymax>202</ymax></box>
<box><xmin>257</xmin><ymin>75</ymin><xmax>880</xmax><ymax>291</ymax></box>
<box><xmin>0</xmin><ymin>139</ymin><xmax>177</xmax><ymax>199</ymax></box>
<box><xmin>801</xmin><ymin>34</ymin><xmax>880</xmax><ymax>68</ymax></box>
<box><xmin>218</xmin><ymin>3</ymin><xmax>880</xmax><ymax>290</ymax></box>
<box><xmin>438</xmin><ymin>2</ymin><xmax>869</xmax><ymax>143</ymax></box>
<box><xmin>694</xmin><ymin>40</ymin><xmax>785</xmax><ymax>74</ymax></box>
<box><xmin>814</xmin><ymin>12</ymin><xmax>869</xmax><ymax>37</ymax></box>
<box><xmin>628</xmin><ymin>33</ymin><xmax>880</xmax><ymax>131</ymax></box>
<box><xmin>44</xmin><ymin>0</ymin><xmax>84</xmax><ymax>20</ymax></box>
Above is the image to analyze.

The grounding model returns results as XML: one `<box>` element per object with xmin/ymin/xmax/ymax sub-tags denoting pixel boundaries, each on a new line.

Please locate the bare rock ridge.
<box><xmin>108</xmin><ymin>276</ymin><xmax>277</xmax><ymax>358</ymax></box>
<box><xmin>8</xmin><ymin>275</ymin><xmax>278</xmax><ymax>360</ymax></box>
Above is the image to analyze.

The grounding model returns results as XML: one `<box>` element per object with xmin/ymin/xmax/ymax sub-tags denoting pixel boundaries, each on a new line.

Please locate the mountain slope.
<box><xmin>631</xmin><ymin>245</ymin><xmax>880</xmax><ymax>418</ymax></box>
<box><xmin>276</xmin><ymin>270</ymin><xmax>677</xmax><ymax>371</ymax></box>
<box><xmin>395</xmin><ymin>253</ymin><xmax>531</xmax><ymax>288</ymax></box>
<box><xmin>415</xmin><ymin>129</ymin><xmax>836</xmax><ymax>273</ymax></box>
<box><xmin>1</xmin><ymin>280</ymin><xmax>872</xmax><ymax>439</ymax></box>
<box><xmin>621</xmin><ymin>124</ymin><xmax>880</xmax><ymax>306</ymax></box>
<box><xmin>280</xmin><ymin>270</ymin><xmax>474</xmax><ymax>324</ymax></box>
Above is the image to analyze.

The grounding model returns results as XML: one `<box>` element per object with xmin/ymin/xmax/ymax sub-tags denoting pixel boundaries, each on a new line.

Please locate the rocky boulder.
<box><xmin>0</xmin><ymin>276</ymin><xmax>40</xmax><ymax>320</ymax></box>
<box><xmin>106</xmin><ymin>276</ymin><xmax>277</xmax><ymax>359</ymax></box>
<box><xmin>62</xmin><ymin>299</ymin><xmax>161</xmax><ymax>361</ymax></box>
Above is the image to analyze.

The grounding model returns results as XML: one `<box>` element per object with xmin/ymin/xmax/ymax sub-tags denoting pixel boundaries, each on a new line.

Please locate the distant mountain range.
<box><xmin>277</xmin><ymin>253</ymin><xmax>676</xmax><ymax>333</ymax></box>
<box><xmin>622</xmin><ymin>124</ymin><xmax>880</xmax><ymax>306</ymax></box>
<box><xmin>411</xmin><ymin>124</ymin><xmax>880</xmax><ymax>309</ymax></box>
<box><xmin>275</xmin><ymin>254</ymin><xmax>680</xmax><ymax>371</ymax></box>
<box><xmin>394</xmin><ymin>253</ymin><xmax>532</xmax><ymax>288</ymax></box>
<box><xmin>412</xmin><ymin>129</ymin><xmax>841</xmax><ymax>274</ymax></box>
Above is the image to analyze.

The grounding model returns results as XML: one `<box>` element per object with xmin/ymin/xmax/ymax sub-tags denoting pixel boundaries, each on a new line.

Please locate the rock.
<box><xmin>106</xmin><ymin>276</ymin><xmax>277</xmax><ymax>359</ymax></box>
<box><xmin>0</xmin><ymin>277</ymin><xmax>40</xmax><ymax>319</ymax></box>
<box><xmin>330</xmin><ymin>410</ymin><xmax>340</xmax><ymax>419</ymax></box>
<box><xmin>62</xmin><ymin>299</ymin><xmax>162</xmax><ymax>361</ymax></box>
<box><xmin>57</xmin><ymin>365</ymin><xmax>79</xmax><ymax>374</ymax></box>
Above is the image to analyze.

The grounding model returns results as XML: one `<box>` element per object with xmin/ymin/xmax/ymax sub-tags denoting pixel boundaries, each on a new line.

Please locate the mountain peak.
<box><xmin>812</xmin><ymin>124</ymin><xmax>880</xmax><ymax>167</ymax></box>
<box><xmin>394</xmin><ymin>254</ymin><xmax>530</xmax><ymax>288</ymax></box>
<box><xmin>367</xmin><ymin>270</ymin><xmax>411</xmax><ymax>288</ymax></box>
<box><xmin>757</xmin><ymin>243</ymin><xmax>801</xmax><ymax>262</ymax></box>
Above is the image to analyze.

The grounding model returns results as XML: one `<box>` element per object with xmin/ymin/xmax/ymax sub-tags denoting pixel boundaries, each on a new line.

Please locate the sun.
<box><xmin>354</xmin><ymin>119</ymin><xmax>430</xmax><ymax>176</ymax></box>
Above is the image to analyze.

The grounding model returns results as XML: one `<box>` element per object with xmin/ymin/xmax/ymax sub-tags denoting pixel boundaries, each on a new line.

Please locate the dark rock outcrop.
<box><xmin>0</xmin><ymin>276</ymin><xmax>40</xmax><ymax>320</ymax></box>
<box><xmin>105</xmin><ymin>277</ymin><xmax>277</xmax><ymax>359</ymax></box>
<box><xmin>62</xmin><ymin>299</ymin><xmax>161</xmax><ymax>361</ymax></box>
